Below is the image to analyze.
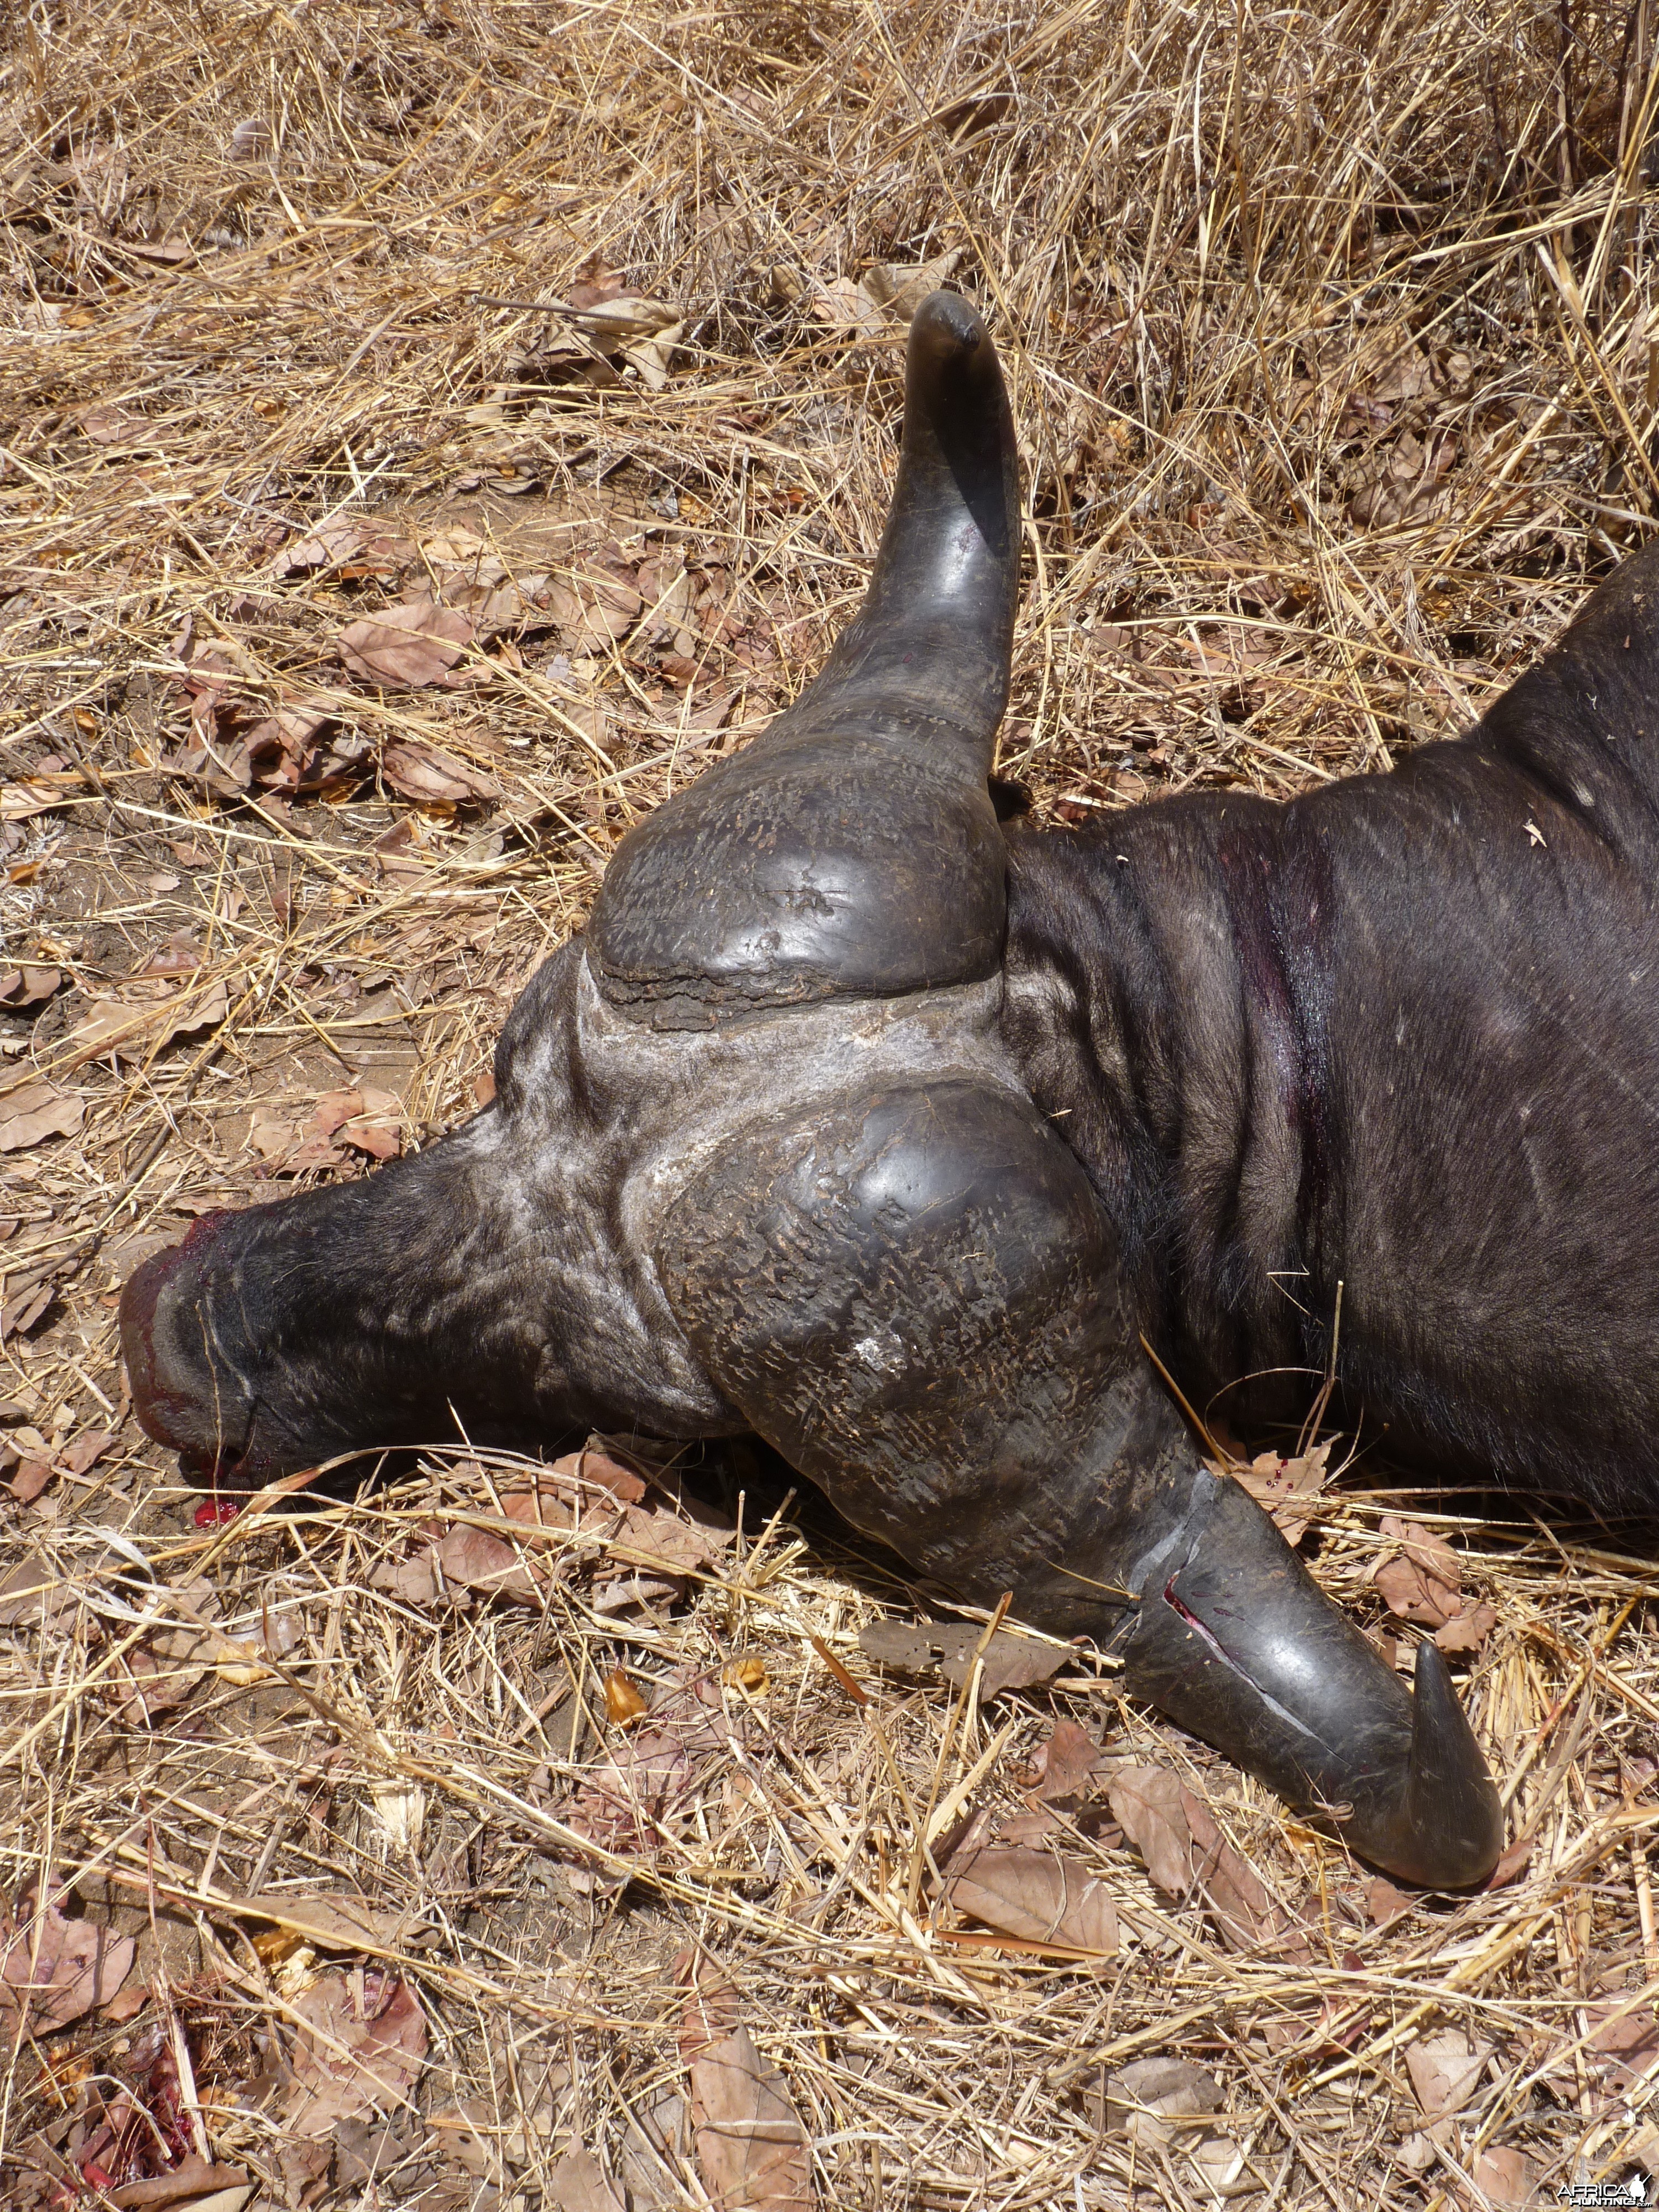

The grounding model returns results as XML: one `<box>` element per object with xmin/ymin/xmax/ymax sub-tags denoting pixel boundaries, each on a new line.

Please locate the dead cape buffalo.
<box><xmin>122</xmin><ymin>291</ymin><xmax>1659</xmax><ymax>1891</ymax></box>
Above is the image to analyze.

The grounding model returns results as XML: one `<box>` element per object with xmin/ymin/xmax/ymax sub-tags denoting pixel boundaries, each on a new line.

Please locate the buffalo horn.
<box><xmin>1119</xmin><ymin>1470</ymin><xmax>1504</xmax><ymax>1888</ymax></box>
<box><xmin>587</xmin><ymin>288</ymin><xmax>1022</xmax><ymax>1021</ymax></box>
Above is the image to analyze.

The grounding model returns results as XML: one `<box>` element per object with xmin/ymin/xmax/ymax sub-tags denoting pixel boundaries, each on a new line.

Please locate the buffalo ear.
<box><xmin>588</xmin><ymin>290</ymin><xmax>1022</xmax><ymax>1027</ymax></box>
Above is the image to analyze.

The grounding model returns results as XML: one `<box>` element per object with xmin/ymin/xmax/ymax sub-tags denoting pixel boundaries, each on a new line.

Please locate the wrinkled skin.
<box><xmin>123</xmin><ymin>293</ymin><xmax>1659</xmax><ymax>1887</ymax></box>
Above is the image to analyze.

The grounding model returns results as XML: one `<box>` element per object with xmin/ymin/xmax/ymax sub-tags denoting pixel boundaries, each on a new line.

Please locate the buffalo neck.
<box><xmin>1001</xmin><ymin>795</ymin><xmax>1342</xmax><ymax>1431</ymax></box>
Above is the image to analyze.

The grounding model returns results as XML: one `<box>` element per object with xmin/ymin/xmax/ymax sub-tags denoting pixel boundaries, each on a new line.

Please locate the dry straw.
<box><xmin>2</xmin><ymin>0</ymin><xmax>1657</xmax><ymax>2204</ymax></box>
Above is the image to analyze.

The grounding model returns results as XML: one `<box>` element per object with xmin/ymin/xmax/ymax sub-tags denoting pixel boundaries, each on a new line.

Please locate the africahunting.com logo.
<box><xmin>1557</xmin><ymin>2178</ymin><xmax>1652</xmax><ymax>2208</ymax></box>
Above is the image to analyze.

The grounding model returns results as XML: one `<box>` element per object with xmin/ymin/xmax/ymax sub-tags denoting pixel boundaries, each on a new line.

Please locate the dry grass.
<box><xmin>2</xmin><ymin>0</ymin><xmax>1658</xmax><ymax>2203</ymax></box>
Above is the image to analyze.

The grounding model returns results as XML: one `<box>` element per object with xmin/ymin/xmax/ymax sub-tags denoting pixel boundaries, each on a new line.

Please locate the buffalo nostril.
<box><xmin>118</xmin><ymin>1223</ymin><xmax>240</xmax><ymax>1459</ymax></box>
<box><xmin>119</xmin><ymin>1241</ymin><xmax>191</xmax><ymax>1447</ymax></box>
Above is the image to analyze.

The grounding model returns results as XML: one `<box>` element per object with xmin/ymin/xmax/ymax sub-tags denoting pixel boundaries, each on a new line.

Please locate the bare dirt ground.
<box><xmin>2</xmin><ymin>1</ymin><xmax>1658</xmax><ymax>2205</ymax></box>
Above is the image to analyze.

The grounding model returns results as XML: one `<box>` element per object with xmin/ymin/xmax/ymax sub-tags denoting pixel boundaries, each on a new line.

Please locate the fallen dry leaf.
<box><xmin>605</xmin><ymin>1667</ymin><xmax>650</xmax><ymax>1726</ymax></box>
<box><xmin>433</xmin><ymin>1519</ymin><xmax>544</xmax><ymax>1604</ymax></box>
<box><xmin>614</xmin><ymin>1499</ymin><xmax>728</xmax><ymax>1578</ymax></box>
<box><xmin>568</xmin><ymin>253</ymin><xmax>629</xmax><ymax>308</ymax></box>
<box><xmin>945</xmin><ymin>1846</ymin><xmax>1119</xmax><ymax>1955</ymax></box>
<box><xmin>77</xmin><ymin>400</ymin><xmax>152</xmax><ymax>445</ymax></box>
<box><xmin>857</xmin><ymin>1619</ymin><xmax>1067</xmax><ymax>1698</ymax></box>
<box><xmin>995</xmin><ymin>1802</ymin><xmax>1121</xmax><ymax>1850</ymax></box>
<box><xmin>0</xmin><ymin>1079</ymin><xmax>83</xmax><ymax>1151</ymax></box>
<box><xmin>374</xmin><ymin>816</ymin><xmax>431</xmax><ymax>881</ymax></box>
<box><xmin>1432</xmin><ymin>1600</ymin><xmax>1498</xmax><ymax>1653</ymax></box>
<box><xmin>1105</xmin><ymin>1766</ymin><xmax>1198</xmax><ymax>1897</ymax></box>
<box><xmin>1467</xmin><ymin>2146</ymin><xmax>1535</xmax><ymax>2206</ymax></box>
<box><xmin>1585</xmin><ymin>1999</ymin><xmax>1659</xmax><ymax>2103</ymax></box>
<box><xmin>69</xmin><ymin>978</ymin><xmax>228</xmax><ymax>1063</ymax></box>
<box><xmin>1374</xmin><ymin>1557</ymin><xmax>1456</xmax><ymax>1624</ymax></box>
<box><xmin>138</xmin><ymin>931</ymin><xmax>205</xmax><ymax>977</ymax></box>
<box><xmin>11</xmin><ymin>1427</ymin><xmax>110</xmax><ymax>1503</ymax></box>
<box><xmin>1234</xmin><ymin>1439</ymin><xmax>1333</xmax><ymax>1546</ymax></box>
<box><xmin>0</xmin><ymin>964</ymin><xmax>61</xmax><ymax>1007</ymax></box>
<box><xmin>105</xmin><ymin>2156</ymin><xmax>252</xmax><ymax>2208</ymax></box>
<box><xmin>283</xmin><ymin>1970</ymin><xmax>427</xmax><ymax>2137</ymax></box>
<box><xmin>1397</xmin><ymin>2126</ymin><xmax>1447</xmax><ymax>2173</ymax></box>
<box><xmin>275</xmin><ymin>520</ymin><xmax>410</xmax><ymax>580</ymax></box>
<box><xmin>561</xmin><ymin>557</ymin><xmax>642</xmax><ymax>654</ymax></box>
<box><xmin>1347</xmin><ymin>422</ymin><xmax>1459</xmax><ymax>529</ymax></box>
<box><xmin>561</xmin><ymin>1732</ymin><xmax>693</xmax><ymax>1865</ymax></box>
<box><xmin>432</xmin><ymin>570</ymin><xmax>551</xmax><ymax>639</ymax></box>
<box><xmin>336</xmin><ymin>595</ymin><xmax>473</xmax><ymax>687</ymax></box>
<box><xmin>812</xmin><ymin>273</ymin><xmax>885</xmax><ymax>336</ymax></box>
<box><xmin>237</xmin><ymin>691</ymin><xmax>333</xmax><ymax>785</ymax></box>
<box><xmin>307</xmin><ymin>1086</ymin><xmax>403</xmax><ymax>1161</ymax></box>
<box><xmin>372</xmin><ymin>1451</ymin><xmax>654</xmax><ymax>1606</ymax></box>
<box><xmin>546</xmin><ymin>2147</ymin><xmax>627</xmax><ymax>2211</ymax></box>
<box><xmin>623</xmin><ymin>319</ymin><xmax>685</xmax><ymax>391</ymax></box>
<box><xmin>0</xmin><ymin>774</ymin><xmax>79</xmax><ymax>821</ymax></box>
<box><xmin>430</xmin><ymin>2104</ymin><xmax>511</xmax><ymax>2186</ymax></box>
<box><xmin>314</xmin><ymin>1087</ymin><xmax>369</xmax><ymax>1138</ymax></box>
<box><xmin>9</xmin><ymin>1458</ymin><xmax>50</xmax><ymax>1503</ymax></box>
<box><xmin>1374</xmin><ymin>1515</ymin><xmax>1496</xmax><ymax>1649</ymax></box>
<box><xmin>59</xmin><ymin>1428</ymin><xmax>112</xmax><ymax>1477</ymax></box>
<box><xmin>434</xmin><ymin>1474</ymin><xmax>620</xmax><ymax>1604</ymax></box>
<box><xmin>382</xmin><ymin>738</ymin><xmax>498</xmax><ymax>803</ymax></box>
<box><xmin>106</xmin><ymin>1578</ymin><xmax>274</xmax><ymax>1719</ymax></box>
<box><xmin>1366</xmin><ymin>1875</ymin><xmax>1410</xmax><ymax>1922</ymax></box>
<box><xmin>561</xmin><ymin>1669</ymin><xmax>734</xmax><ymax>1868</ymax></box>
<box><xmin>1022</xmin><ymin>1716</ymin><xmax>1111</xmax><ymax>1801</ymax></box>
<box><xmin>679</xmin><ymin>1955</ymin><xmax>743</xmax><ymax>2058</ymax></box>
<box><xmin>1188</xmin><ymin>2133</ymin><xmax>1249</xmax><ymax>2193</ymax></box>
<box><xmin>1091</xmin><ymin>2054</ymin><xmax>1224</xmax><ymax>2145</ymax></box>
<box><xmin>1378</xmin><ymin>1514</ymin><xmax>1459</xmax><ymax>1586</ymax></box>
<box><xmin>111</xmin><ymin>1637</ymin><xmax>207</xmax><ymax>1723</ymax></box>
<box><xmin>570</xmin><ymin>292</ymin><xmax>682</xmax><ymax>342</ymax></box>
<box><xmin>1483</xmin><ymin>1838</ymin><xmax>1532</xmax><ymax>1890</ymax></box>
<box><xmin>100</xmin><ymin>1983</ymin><xmax>152</xmax><ymax>2028</ymax></box>
<box><xmin>499</xmin><ymin>1474</ymin><xmax>587</xmax><ymax>1531</ymax></box>
<box><xmin>236</xmin><ymin>1892</ymin><xmax>422</xmax><ymax>1954</ymax></box>
<box><xmin>858</xmin><ymin>246</ymin><xmax>964</xmax><ymax>320</ymax></box>
<box><xmin>0</xmin><ymin>1554</ymin><xmax>70</xmax><ymax>1629</ymax></box>
<box><xmin>1</xmin><ymin>1273</ymin><xmax>54</xmax><ymax>1339</ymax></box>
<box><xmin>1404</xmin><ymin>2028</ymin><xmax>1493</xmax><ymax>2117</ymax></box>
<box><xmin>689</xmin><ymin>2023</ymin><xmax>812</xmax><ymax>2211</ymax></box>
<box><xmin>420</xmin><ymin>523</ymin><xmax>491</xmax><ymax>565</ymax></box>
<box><xmin>565</xmin><ymin>1445</ymin><xmax>648</xmax><ymax>1503</ymax></box>
<box><xmin>228</xmin><ymin>114</ymin><xmax>271</xmax><ymax>159</ymax></box>
<box><xmin>1109</xmin><ymin>1765</ymin><xmax>1307</xmax><ymax>1956</ymax></box>
<box><xmin>248</xmin><ymin>1104</ymin><xmax>295</xmax><ymax>1162</ymax></box>
<box><xmin>0</xmin><ymin>1887</ymin><xmax>135</xmax><ymax>2034</ymax></box>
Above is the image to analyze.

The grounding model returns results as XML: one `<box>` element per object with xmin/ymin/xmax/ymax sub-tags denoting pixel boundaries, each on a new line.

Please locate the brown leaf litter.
<box><xmin>281</xmin><ymin>1969</ymin><xmax>427</xmax><ymax>2138</ymax></box>
<box><xmin>0</xmin><ymin>1884</ymin><xmax>135</xmax><ymax>2036</ymax></box>
<box><xmin>0</xmin><ymin>1080</ymin><xmax>83</xmax><ymax>1152</ymax></box>
<box><xmin>680</xmin><ymin>1963</ymin><xmax>812</xmax><ymax>2211</ymax></box>
<box><xmin>1373</xmin><ymin>1514</ymin><xmax>1499</xmax><ymax>1652</ymax></box>
<box><xmin>857</xmin><ymin>1616</ymin><xmax>1069</xmax><ymax>1697</ymax></box>
<box><xmin>1109</xmin><ymin>1764</ymin><xmax>1312</xmax><ymax>1959</ymax></box>
<box><xmin>336</xmin><ymin>597</ymin><xmax>476</xmax><ymax>690</ymax></box>
<box><xmin>1232</xmin><ymin>1437</ymin><xmax>1334</xmax><ymax>1546</ymax></box>
<box><xmin>941</xmin><ymin>1845</ymin><xmax>1120</xmax><ymax>1958</ymax></box>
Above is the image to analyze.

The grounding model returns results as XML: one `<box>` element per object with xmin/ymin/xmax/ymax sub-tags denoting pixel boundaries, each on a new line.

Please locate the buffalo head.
<box><xmin>123</xmin><ymin>294</ymin><xmax>1503</xmax><ymax>1890</ymax></box>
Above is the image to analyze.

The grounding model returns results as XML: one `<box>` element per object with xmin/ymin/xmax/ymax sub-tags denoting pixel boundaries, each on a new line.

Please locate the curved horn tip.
<box><xmin>909</xmin><ymin>287</ymin><xmax>987</xmax><ymax>359</ymax></box>
<box><xmin>1390</xmin><ymin>1637</ymin><xmax>1505</xmax><ymax>1890</ymax></box>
